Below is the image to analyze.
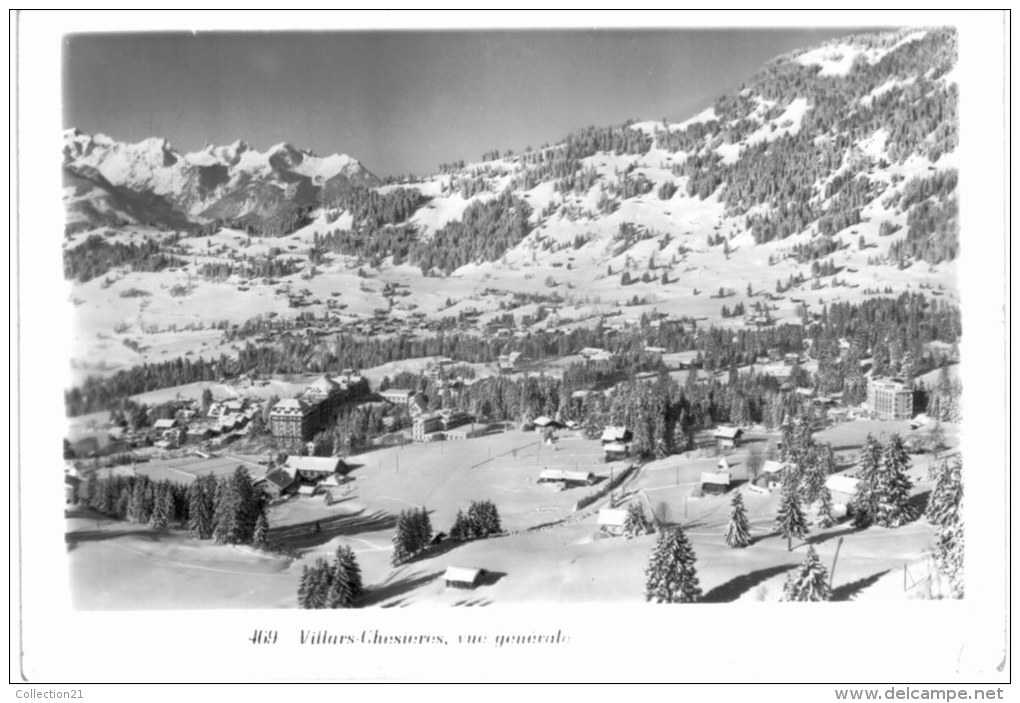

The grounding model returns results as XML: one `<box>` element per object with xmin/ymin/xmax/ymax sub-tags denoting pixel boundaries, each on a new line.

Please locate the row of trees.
<box><xmin>64</xmin><ymin>234</ymin><xmax>185</xmax><ymax>282</ymax></box>
<box><xmin>80</xmin><ymin>466</ymin><xmax>271</xmax><ymax>546</ymax></box>
<box><xmin>391</xmin><ymin>507</ymin><xmax>434</xmax><ymax>566</ymax></box>
<box><xmin>297</xmin><ymin>544</ymin><xmax>364</xmax><ymax>608</ymax></box>
<box><xmin>449</xmin><ymin>500</ymin><xmax>503</xmax><ymax>541</ymax></box>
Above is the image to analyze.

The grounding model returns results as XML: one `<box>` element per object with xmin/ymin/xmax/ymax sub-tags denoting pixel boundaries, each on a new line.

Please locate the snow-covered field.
<box><xmin>67</xmin><ymin>420</ymin><xmax>955</xmax><ymax>608</ymax></box>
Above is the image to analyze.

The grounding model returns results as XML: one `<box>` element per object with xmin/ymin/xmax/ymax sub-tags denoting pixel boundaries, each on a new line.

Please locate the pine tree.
<box><xmin>326</xmin><ymin>554</ymin><xmax>355</xmax><ymax>609</ymax></box>
<box><xmin>466</xmin><ymin>500</ymin><xmax>501</xmax><ymax>538</ymax></box>
<box><xmin>253</xmin><ymin>510</ymin><xmax>270</xmax><ymax>546</ymax></box>
<box><xmin>212</xmin><ymin>477</ymin><xmax>238</xmax><ymax>543</ymax></box>
<box><xmin>297</xmin><ymin>565</ymin><xmax>312</xmax><ymax>608</ymax></box>
<box><xmin>623</xmin><ymin>502</ymin><xmax>655</xmax><ymax>538</ymax></box>
<box><xmin>129</xmin><ymin>478</ymin><xmax>149</xmax><ymax>524</ymax></box>
<box><xmin>412</xmin><ymin>507</ymin><xmax>433</xmax><ymax>554</ymax></box>
<box><xmin>927</xmin><ymin>456</ymin><xmax>963</xmax><ymax>597</ymax></box>
<box><xmin>851</xmin><ymin>434</ymin><xmax>884</xmax><ymax>527</ymax></box>
<box><xmin>926</xmin><ymin>457</ymin><xmax>962</xmax><ymax>527</ymax></box>
<box><xmin>874</xmin><ymin>434</ymin><xmax>916</xmax><ymax>527</ymax></box>
<box><xmin>775</xmin><ymin>484</ymin><xmax>809</xmax><ymax>551</ymax></box>
<box><xmin>781</xmin><ymin>545</ymin><xmax>831</xmax><ymax>602</ymax></box>
<box><xmin>644</xmin><ymin>526</ymin><xmax>702</xmax><ymax>603</ymax></box>
<box><xmin>187</xmin><ymin>481</ymin><xmax>213</xmax><ymax>539</ymax></box>
<box><xmin>391</xmin><ymin>510</ymin><xmax>412</xmax><ymax>566</ymax></box>
<box><xmin>149</xmin><ymin>483</ymin><xmax>172</xmax><ymax>529</ymax></box>
<box><xmin>303</xmin><ymin>558</ymin><xmax>332</xmax><ymax>609</ymax></box>
<box><xmin>337</xmin><ymin>544</ymin><xmax>364</xmax><ymax>602</ymax></box>
<box><xmin>725</xmin><ymin>491</ymin><xmax>751</xmax><ymax>548</ymax></box>
<box><xmin>816</xmin><ymin>485</ymin><xmax>836</xmax><ymax>528</ymax></box>
<box><xmin>934</xmin><ymin>505</ymin><xmax>964</xmax><ymax>598</ymax></box>
<box><xmin>449</xmin><ymin>509</ymin><xmax>470</xmax><ymax>541</ymax></box>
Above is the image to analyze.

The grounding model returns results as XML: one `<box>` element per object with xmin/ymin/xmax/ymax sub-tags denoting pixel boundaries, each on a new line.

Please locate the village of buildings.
<box><xmin>64</xmin><ymin>320</ymin><xmax>958</xmax><ymax>608</ymax></box>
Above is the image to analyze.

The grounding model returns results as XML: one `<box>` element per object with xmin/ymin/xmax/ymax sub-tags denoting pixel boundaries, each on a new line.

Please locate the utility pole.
<box><xmin>828</xmin><ymin>536</ymin><xmax>844</xmax><ymax>590</ymax></box>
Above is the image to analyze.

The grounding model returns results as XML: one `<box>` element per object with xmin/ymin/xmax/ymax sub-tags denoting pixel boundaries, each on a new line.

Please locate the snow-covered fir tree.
<box><xmin>815</xmin><ymin>485</ymin><xmax>836</xmax><ymax>528</ymax></box>
<box><xmin>301</xmin><ymin>558</ymin><xmax>333</xmax><ymax>609</ymax></box>
<box><xmin>148</xmin><ymin>483</ymin><xmax>171</xmax><ymax>529</ymax></box>
<box><xmin>253</xmin><ymin>510</ymin><xmax>270</xmax><ymax>546</ymax></box>
<box><xmin>390</xmin><ymin>510</ymin><xmax>413</xmax><ymax>566</ymax></box>
<box><xmin>927</xmin><ymin>456</ymin><xmax>963</xmax><ymax>598</ymax></box>
<box><xmin>926</xmin><ymin>456</ymin><xmax>962</xmax><ymax>528</ymax></box>
<box><xmin>874</xmin><ymin>433</ymin><xmax>917</xmax><ymax>527</ymax></box>
<box><xmin>725</xmin><ymin>491</ymin><xmax>752</xmax><ymax>548</ymax></box>
<box><xmin>644</xmin><ymin>526</ymin><xmax>702</xmax><ymax>603</ymax></box>
<box><xmin>623</xmin><ymin>502</ymin><xmax>655</xmax><ymax>538</ymax></box>
<box><xmin>337</xmin><ymin>544</ymin><xmax>364</xmax><ymax>602</ymax></box>
<box><xmin>326</xmin><ymin>551</ymin><xmax>357</xmax><ymax>609</ymax></box>
<box><xmin>851</xmin><ymin>434</ymin><xmax>884</xmax><ymax>527</ymax></box>
<box><xmin>775</xmin><ymin>484</ymin><xmax>809</xmax><ymax>551</ymax></box>
<box><xmin>449</xmin><ymin>509</ymin><xmax>470</xmax><ymax>541</ymax></box>
<box><xmin>781</xmin><ymin>545</ymin><xmax>831</xmax><ymax>602</ymax></box>
<box><xmin>934</xmin><ymin>504</ymin><xmax>964</xmax><ymax>598</ymax></box>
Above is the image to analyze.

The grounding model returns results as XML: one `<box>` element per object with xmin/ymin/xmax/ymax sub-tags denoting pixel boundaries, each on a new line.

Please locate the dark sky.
<box><xmin>63</xmin><ymin>28</ymin><xmax>876</xmax><ymax>177</ymax></box>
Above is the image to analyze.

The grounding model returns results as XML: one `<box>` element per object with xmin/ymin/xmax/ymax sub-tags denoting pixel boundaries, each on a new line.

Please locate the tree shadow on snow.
<box><xmin>701</xmin><ymin>563</ymin><xmax>798</xmax><ymax>603</ymax></box>
<box><xmin>359</xmin><ymin>569</ymin><xmax>445</xmax><ymax>607</ymax></box>
<box><xmin>65</xmin><ymin>528</ymin><xmax>162</xmax><ymax>546</ymax></box>
<box><xmin>831</xmin><ymin>569</ymin><xmax>891</xmax><ymax>601</ymax></box>
<box><xmin>405</xmin><ymin>537</ymin><xmax>463</xmax><ymax>564</ymax></box>
<box><xmin>808</xmin><ymin>523</ymin><xmax>865</xmax><ymax>546</ymax></box>
<box><xmin>452</xmin><ymin>597</ymin><xmax>492</xmax><ymax>607</ymax></box>
<box><xmin>477</xmin><ymin>570</ymin><xmax>507</xmax><ymax>587</ymax></box>
<box><xmin>271</xmin><ymin>510</ymin><xmax>398</xmax><ymax>552</ymax></box>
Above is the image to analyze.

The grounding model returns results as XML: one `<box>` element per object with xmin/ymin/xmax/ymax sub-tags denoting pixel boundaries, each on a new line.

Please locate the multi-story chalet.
<box><xmin>269</xmin><ymin>398</ymin><xmax>316</xmax><ymax>441</ymax></box>
<box><xmin>867</xmin><ymin>377</ymin><xmax>914</xmax><ymax>420</ymax></box>
<box><xmin>269</xmin><ymin>374</ymin><xmax>366</xmax><ymax>442</ymax></box>
<box><xmin>412</xmin><ymin>413</ymin><xmax>444</xmax><ymax>441</ymax></box>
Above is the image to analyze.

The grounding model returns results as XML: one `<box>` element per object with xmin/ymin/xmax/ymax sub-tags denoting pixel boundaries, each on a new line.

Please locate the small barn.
<box><xmin>603</xmin><ymin>442</ymin><xmax>629</xmax><ymax>462</ymax></box>
<box><xmin>538</xmin><ymin>468</ymin><xmax>596</xmax><ymax>487</ymax></box>
<box><xmin>444</xmin><ymin>566</ymin><xmax>485</xmax><ymax>589</ymax></box>
<box><xmin>533</xmin><ymin>416</ymin><xmax>563</xmax><ymax>433</ymax></box>
<box><xmin>760</xmin><ymin>460</ymin><xmax>788</xmax><ymax>490</ymax></box>
<box><xmin>700</xmin><ymin>471</ymin><xmax>732</xmax><ymax>495</ymax></box>
<box><xmin>714</xmin><ymin>426</ymin><xmax>744</xmax><ymax>449</ymax></box>
<box><xmin>597</xmin><ymin>508</ymin><xmax>628</xmax><ymax>535</ymax></box>
<box><xmin>285</xmin><ymin>456</ymin><xmax>349</xmax><ymax>483</ymax></box>
<box><xmin>257</xmin><ymin>468</ymin><xmax>296</xmax><ymax>499</ymax></box>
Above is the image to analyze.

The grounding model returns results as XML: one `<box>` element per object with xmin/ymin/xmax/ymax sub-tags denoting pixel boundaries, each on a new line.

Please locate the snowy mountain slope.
<box><xmin>63</xmin><ymin>27</ymin><xmax>960</xmax><ymax>371</ymax></box>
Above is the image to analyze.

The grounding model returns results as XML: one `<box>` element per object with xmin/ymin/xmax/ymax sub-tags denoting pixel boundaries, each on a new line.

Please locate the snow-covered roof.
<box><xmin>762</xmin><ymin>460</ymin><xmax>787</xmax><ymax>475</ymax></box>
<box><xmin>701</xmin><ymin>471</ymin><xmax>732</xmax><ymax>486</ymax></box>
<box><xmin>601</xmin><ymin>426</ymin><xmax>631</xmax><ymax>442</ymax></box>
<box><xmin>597</xmin><ymin>508</ymin><xmax>628</xmax><ymax>527</ymax></box>
<box><xmin>539</xmin><ymin>469</ymin><xmax>594</xmax><ymax>483</ymax></box>
<box><xmin>286</xmin><ymin>456</ymin><xmax>346</xmax><ymax>475</ymax></box>
<box><xmin>714</xmin><ymin>426</ymin><xmax>743</xmax><ymax>440</ymax></box>
<box><xmin>444</xmin><ymin>566</ymin><xmax>483</xmax><ymax>584</ymax></box>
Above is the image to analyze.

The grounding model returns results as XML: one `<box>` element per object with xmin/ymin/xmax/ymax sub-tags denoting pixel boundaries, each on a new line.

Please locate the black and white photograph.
<box><xmin>11</xmin><ymin>9</ymin><xmax>1009</xmax><ymax>690</ymax></box>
